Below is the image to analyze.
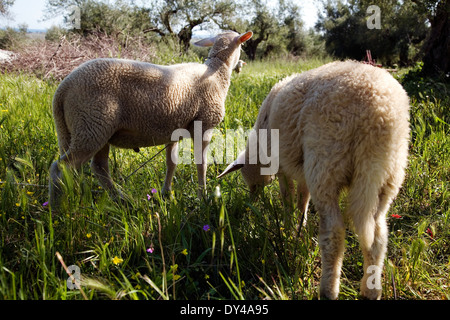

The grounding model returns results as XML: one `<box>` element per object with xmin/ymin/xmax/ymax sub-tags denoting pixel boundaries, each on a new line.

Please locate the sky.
<box><xmin>0</xmin><ymin>0</ymin><xmax>62</xmax><ymax>30</ymax></box>
<box><xmin>0</xmin><ymin>0</ymin><xmax>320</xmax><ymax>31</ymax></box>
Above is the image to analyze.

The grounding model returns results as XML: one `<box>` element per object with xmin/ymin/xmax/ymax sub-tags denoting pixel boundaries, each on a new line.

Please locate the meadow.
<box><xmin>0</xmin><ymin>57</ymin><xmax>449</xmax><ymax>300</ymax></box>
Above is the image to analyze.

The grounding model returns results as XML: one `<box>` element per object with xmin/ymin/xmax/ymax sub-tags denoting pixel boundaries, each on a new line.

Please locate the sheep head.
<box><xmin>218</xmin><ymin>149</ymin><xmax>274</xmax><ymax>195</ymax></box>
<box><xmin>234</xmin><ymin>60</ymin><xmax>247</xmax><ymax>73</ymax></box>
<box><xmin>194</xmin><ymin>31</ymin><xmax>252</xmax><ymax>70</ymax></box>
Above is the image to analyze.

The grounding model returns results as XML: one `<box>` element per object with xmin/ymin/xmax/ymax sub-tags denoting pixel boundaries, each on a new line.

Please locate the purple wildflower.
<box><xmin>42</xmin><ymin>201</ymin><xmax>49</xmax><ymax>207</ymax></box>
<box><xmin>146</xmin><ymin>247</ymin><xmax>154</xmax><ymax>253</ymax></box>
<box><xmin>203</xmin><ymin>224</ymin><xmax>210</xmax><ymax>232</ymax></box>
<box><xmin>151</xmin><ymin>188</ymin><xmax>157</xmax><ymax>194</ymax></box>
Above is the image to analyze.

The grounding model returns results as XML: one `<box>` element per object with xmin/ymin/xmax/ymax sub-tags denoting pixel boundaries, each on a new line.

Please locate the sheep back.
<box><xmin>258</xmin><ymin>60</ymin><xmax>410</xmax><ymax>187</ymax></box>
<box><xmin>53</xmin><ymin>58</ymin><xmax>228</xmax><ymax>151</ymax></box>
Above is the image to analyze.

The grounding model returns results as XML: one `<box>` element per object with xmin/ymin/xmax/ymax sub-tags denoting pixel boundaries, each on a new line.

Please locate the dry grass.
<box><xmin>2</xmin><ymin>33</ymin><xmax>158</xmax><ymax>80</ymax></box>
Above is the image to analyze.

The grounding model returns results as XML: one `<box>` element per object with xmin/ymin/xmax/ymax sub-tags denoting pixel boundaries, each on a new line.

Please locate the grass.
<box><xmin>0</xmin><ymin>58</ymin><xmax>449</xmax><ymax>300</ymax></box>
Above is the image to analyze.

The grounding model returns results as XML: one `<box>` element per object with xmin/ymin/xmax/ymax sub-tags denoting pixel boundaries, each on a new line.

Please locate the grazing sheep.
<box><xmin>49</xmin><ymin>30</ymin><xmax>253</xmax><ymax>208</ymax></box>
<box><xmin>234</xmin><ymin>60</ymin><xmax>247</xmax><ymax>73</ymax></box>
<box><xmin>218</xmin><ymin>60</ymin><xmax>410</xmax><ymax>300</ymax></box>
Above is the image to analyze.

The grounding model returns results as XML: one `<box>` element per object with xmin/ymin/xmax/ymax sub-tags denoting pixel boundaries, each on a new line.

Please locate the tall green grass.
<box><xmin>0</xmin><ymin>58</ymin><xmax>449</xmax><ymax>300</ymax></box>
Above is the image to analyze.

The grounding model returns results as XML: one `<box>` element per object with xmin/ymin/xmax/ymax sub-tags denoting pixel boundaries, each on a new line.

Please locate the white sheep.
<box><xmin>219</xmin><ymin>60</ymin><xmax>410</xmax><ymax>300</ymax></box>
<box><xmin>49</xmin><ymin>30</ymin><xmax>253</xmax><ymax>207</ymax></box>
<box><xmin>233</xmin><ymin>60</ymin><xmax>247</xmax><ymax>73</ymax></box>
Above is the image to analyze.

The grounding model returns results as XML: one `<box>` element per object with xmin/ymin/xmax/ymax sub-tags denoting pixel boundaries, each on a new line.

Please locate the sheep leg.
<box><xmin>162</xmin><ymin>142</ymin><xmax>178</xmax><ymax>195</ymax></box>
<box><xmin>195</xmin><ymin>139</ymin><xmax>210</xmax><ymax>198</ymax></box>
<box><xmin>351</xmin><ymin>183</ymin><xmax>392</xmax><ymax>300</ymax></box>
<box><xmin>359</xmin><ymin>213</ymin><xmax>387</xmax><ymax>300</ymax></box>
<box><xmin>296</xmin><ymin>180</ymin><xmax>310</xmax><ymax>229</ymax></box>
<box><xmin>49</xmin><ymin>150</ymin><xmax>95</xmax><ymax>209</ymax></box>
<box><xmin>277</xmin><ymin>173</ymin><xmax>296</xmax><ymax>230</ymax></box>
<box><xmin>278</xmin><ymin>173</ymin><xmax>295</xmax><ymax>208</ymax></box>
<box><xmin>91</xmin><ymin>143</ymin><xmax>123</xmax><ymax>201</ymax></box>
<box><xmin>316</xmin><ymin>199</ymin><xmax>346</xmax><ymax>300</ymax></box>
<box><xmin>49</xmin><ymin>159</ymin><xmax>64</xmax><ymax>209</ymax></box>
<box><xmin>304</xmin><ymin>153</ymin><xmax>345</xmax><ymax>299</ymax></box>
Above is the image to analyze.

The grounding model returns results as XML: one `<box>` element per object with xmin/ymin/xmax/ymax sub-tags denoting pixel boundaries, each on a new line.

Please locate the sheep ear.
<box><xmin>237</xmin><ymin>31</ymin><xmax>253</xmax><ymax>44</ymax></box>
<box><xmin>193</xmin><ymin>36</ymin><xmax>216</xmax><ymax>47</ymax></box>
<box><xmin>217</xmin><ymin>151</ymin><xmax>246</xmax><ymax>179</ymax></box>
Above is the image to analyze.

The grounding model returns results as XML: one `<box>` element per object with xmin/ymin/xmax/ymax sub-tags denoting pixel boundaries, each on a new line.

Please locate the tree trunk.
<box><xmin>243</xmin><ymin>39</ymin><xmax>258</xmax><ymax>60</ymax></box>
<box><xmin>178</xmin><ymin>27</ymin><xmax>193</xmax><ymax>53</ymax></box>
<box><xmin>422</xmin><ymin>0</ymin><xmax>450</xmax><ymax>76</ymax></box>
<box><xmin>243</xmin><ymin>37</ymin><xmax>266</xmax><ymax>61</ymax></box>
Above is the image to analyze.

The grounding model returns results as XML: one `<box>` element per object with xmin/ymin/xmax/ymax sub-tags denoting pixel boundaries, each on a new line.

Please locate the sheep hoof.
<box><xmin>49</xmin><ymin>161</ymin><xmax>64</xmax><ymax>210</ymax></box>
<box><xmin>160</xmin><ymin>187</ymin><xmax>174</xmax><ymax>200</ymax></box>
<box><xmin>360</xmin><ymin>287</ymin><xmax>382</xmax><ymax>300</ymax></box>
<box><xmin>108</xmin><ymin>187</ymin><xmax>131</xmax><ymax>205</ymax></box>
<box><xmin>319</xmin><ymin>289</ymin><xmax>339</xmax><ymax>300</ymax></box>
<box><xmin>197</xmin><ymin>187</ymin><xmax>207</xmax><ymax>200</ymax></box>
<box><xmin>115</xmin><ymin>195</ymin><xmax>133</xmax><ymax>209</ymax></box>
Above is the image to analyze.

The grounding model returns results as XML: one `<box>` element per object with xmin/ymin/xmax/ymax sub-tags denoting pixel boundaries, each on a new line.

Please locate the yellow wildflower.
<box><xmin>86</xmin><ymin>233</ymin><xmax>92</xmax><ymax>239</ymax></box>
<box><xmin>181</xmin><ymin>248</ymin><xmax>188</xmax><ymax>256</ymax></box>
<box><xmin>112</xmin><ymin>256</ymin><xmax>123</xmax><ymax>265</ymax></box>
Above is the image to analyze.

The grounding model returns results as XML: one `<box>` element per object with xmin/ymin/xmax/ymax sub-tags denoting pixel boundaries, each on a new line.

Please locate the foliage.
<box><xmin>45</xmin><ymin>0</ymin><xmax>237</xmax><ymax>52</ymax></box>
<box><xmin>145</xmin><ymin>0</ymin><xmax>237</xmax><ymax>52</ymax></box>
<box><xmin>415</xmin><ymin>0</ymin><xmax>450</xmax><ymax>76</ymax></box>
<box><xmin>45</xmin><ymin>0</ymin><xmax>154</xmax><ymax>38</ymax></box>
<box><xmin>0</xmin><ymin>0</ymin><xmax>14</xmax><ymax>16</ymax></box>
<box><xmin>0</xmin><ymin>25</ymin><xmax>27</xmax><ymax>50</ymax></box>
<box><xmin>2</xmin><ymin>0</ymin><xmax>445</xmax><ymax>69</ymax></box>
<box><xmin>42</xmin><ymin>0</ymin><xmax>326</xmax><ymax>60</ymax></box>
<box><xmin>316</xmin><ymin>0</ymin><xmax>429</xmax><ymax>66</ymax></box>
<box><xmin>213</xmin><ymin>0</ymin><xmax>327</xmax><ymax>60</ymax></box>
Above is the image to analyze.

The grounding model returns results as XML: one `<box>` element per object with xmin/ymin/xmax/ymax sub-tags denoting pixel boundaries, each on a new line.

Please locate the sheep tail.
<box><xmin>346</xmin><ymin>153</ymin><xmax>401</xmax><ymax>253</ymax></box>
<box><xmin>347</xmin><ymin>125</ymin><xmax>408</xmax><ymax>252</ymax></box>
<box><xmin>52</xmin><ymin>87</ymin><xmax>71</xmax><ymax>156</ymax></box>
<box><xmin>347</xmin><ymin>170</ymin><xmax>384</xmax><ymax>242</ymax></box>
